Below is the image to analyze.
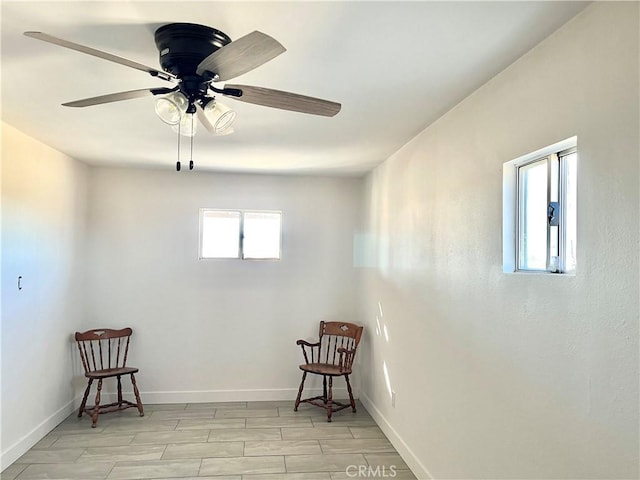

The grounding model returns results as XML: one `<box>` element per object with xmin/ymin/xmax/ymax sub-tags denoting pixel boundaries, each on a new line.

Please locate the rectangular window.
<box><xmin>199</xmin><ymin>209</ymin><xmax>282</xmax><ymax>260</ymax></box>
<box><xmin>503</xmin><ymin>138</ymin><xmax>577</xmax><ymax>274</ymax></box>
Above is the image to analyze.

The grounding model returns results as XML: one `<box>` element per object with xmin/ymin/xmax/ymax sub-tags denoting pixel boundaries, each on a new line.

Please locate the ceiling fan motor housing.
<box><xmin>154</xmin><ymin>23</ymin><xmax>231</xmax><ymax>78</ymax></box>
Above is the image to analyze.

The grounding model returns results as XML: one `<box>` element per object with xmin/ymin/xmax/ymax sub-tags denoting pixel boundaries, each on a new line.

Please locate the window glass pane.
<box><xmin>243</xmin><ymin>212</ymin><xmax>281</xmax><ymax>259</ymax></box>
<box><xmin>562</xmin><ymin>152</ymin><xmax>578</xmax><ymax>271</ymax></box>
<box><xmin>548</xmin><ymin>156</ymin><xmax>560</xmax><ymax>262</ymax></box>
<box><xmin>518</xmin><ymin>159</ymin><xmax>548</xmax><ymax>270</ymax></box>
<box><xmin>201</xmin><ymin>210</ymin><xmax>241</xmax><ymax>258</ymax></box>
<box><xmin>549</xmin><ymin>156</ymin><xmax>559</xmax><ymax>202</ymax></box>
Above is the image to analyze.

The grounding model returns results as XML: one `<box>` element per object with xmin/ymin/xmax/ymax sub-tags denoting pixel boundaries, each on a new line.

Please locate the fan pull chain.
<box><xmin>189</xmin><ymin>114</ymin><xmax>194</xmax><ymax>170</ymax></box>
<box><xmin>176</xmin><ymin>118</ymin><xmax>181</xmax><ymax>171</ymax></box>
<box><xmin>175</xmin><ymin>113</ymin><xmax>195</xmax><ymax>172</ymax></box>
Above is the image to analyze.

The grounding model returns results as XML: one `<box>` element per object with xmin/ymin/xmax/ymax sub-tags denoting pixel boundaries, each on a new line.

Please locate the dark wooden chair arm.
<box><xmin>296</xmin><ymin>339</ymin><xmax>321</xmax><ymax>364</ymax></box>
<box><xmin>337</xmin><ymin>347</ymin><xmax>357</xmax><ymax>371</ymax></box>
<box><xmin>337</xmin><ymin>347</ymin><xmax>356</xmax><ymax>354</ymax></box>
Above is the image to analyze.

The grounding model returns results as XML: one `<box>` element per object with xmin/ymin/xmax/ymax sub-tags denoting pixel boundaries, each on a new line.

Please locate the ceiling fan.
<box><xmin>23</xmin><ymin>23</ymin><xmax>342</xmax><ymax>140</ymax></box>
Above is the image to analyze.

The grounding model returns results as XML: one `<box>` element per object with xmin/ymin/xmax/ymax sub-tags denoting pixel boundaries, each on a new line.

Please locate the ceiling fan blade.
<box><xmin>62</xmin><ymin>87</ymin><xmax>175</xmax><ymax>107</ymax></box>
<box><xmin>24</xmin><ymin>31</ymin><xmax>175</xmax><ymax>82</ymax></box>
<box><xmin>224</xmin><ymin>84</ymin><xmax>341</xmax><ymax>117</ymax></box>
<box><xmin>196</xmin><ymin>31</ymin><xmax>285</xmax><ymax>81</ymax></box>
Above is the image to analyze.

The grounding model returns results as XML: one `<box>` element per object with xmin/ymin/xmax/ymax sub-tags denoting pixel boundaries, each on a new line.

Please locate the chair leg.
<box><xmin>345</xmin><ymin>374</ymin><xmax>356</xmax><ymax>413</ymax></box>
<box><xmin>294</xmin><ymin>371</ymin><xmax>307</xmax><ymax>411</ymax></box>
<box><xmin>78</xmin><ymin>379</ymin><xmax>93</xmax><ymax>418</ymax></box>
<box><xmin>117</xmin><ymin>375</ymin><xmax>123</xmax><ymax>407</ymax></box>
<box><xmin>130</xmin><ymin>373</ymin><xmax>144</xmax><ymax>417</ymax></box>
<box><xmin>322</xmin><ymin>375</ymin><xmax>328</xmax><ymax>403</ymax></box>
<box><xmin>91</xmin><ymin>379</ymin><xmax>102</xmax><ymax>428</ymax></box>
<box><xmin>326</xmin><ymin>376</ymin><xmax>333</xmax><ymax>422</ymax></box>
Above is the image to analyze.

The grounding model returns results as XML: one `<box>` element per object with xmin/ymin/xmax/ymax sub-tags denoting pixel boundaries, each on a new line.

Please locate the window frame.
<box><xmin>503</xmin><ymin>137</ymin><xmax>577</xmax><ymax>275</ymax></box>
<box><xmin>198</xmin><ymin>208</ymin><xmax>282</xmax><ymax>261</ymax></box>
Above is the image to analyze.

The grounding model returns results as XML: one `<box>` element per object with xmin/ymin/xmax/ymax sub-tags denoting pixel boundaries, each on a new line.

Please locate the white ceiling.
<box><xmin>1</xmin><ymin>1</ymin><xmax>587</xmax><ymax>176</ymax></box>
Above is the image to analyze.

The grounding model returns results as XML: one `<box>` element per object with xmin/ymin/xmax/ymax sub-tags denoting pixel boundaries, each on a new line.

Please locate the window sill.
<box><xmin>504</xmin><ymin>269</ymin><xmax>576</xmax><ymax>277</ymax></box>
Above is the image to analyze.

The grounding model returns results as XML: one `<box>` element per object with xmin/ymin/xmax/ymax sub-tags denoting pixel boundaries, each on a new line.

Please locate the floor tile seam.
<box><xmin>319</xmin><ymin>438</ymin><xmax>327</xmax><ymax>455</ymax></box>
<box><xmin>14</xmin><ymin>458</ymin><xmax>77</xmax><ymax>466</ymax></box>
<box><xmin>321</xmin><ymin>448</ymin><xmax>399</xmax><ymax>455</ymax></box>
<box><xmin>159</xmin><ymin>443</ymin><xmax>169</xmax><ymax>461</ymax></box>
<box><xmin>103</xmin><ymin>460</ymin><xmax>117</xmax><ymax>480</ymax></box>
<box><xmin>51</xmin><ymin>433</ymin><xmax>135</xmax><ymax>449</ymax></box>
<box><xmin>363</xmin><ymin>453</ymin><xmax>407</xmax><ymax>469</ymax></box>
<box><xmin>107</xmin><ymin>457</ymin><xmax>198</xmax><ymax>467</ymax></box>
<box><xmin>244</xmin><ymin>449</ymin><xmax>325</xmax><ymax>458</ymax></box>
<box><xmin>75</xmin><ymin>453</ymin><xmax>166</xmax><ymax>464</ymax></box>
<box><xmin>46</xmin><ymin>435</ymin><xmax>63</xmax><ymax>448</ymax></box>
<box><xmin>14</xmin><ymin>460</ymin><xmax>118</xmax><ymax>480</ymax></box>
<box><xmin>199</xmin><ymin>454</ymin><xmax>287</xmax><ymax>474</ymax></box>
<box><xmin>242</xmin><ymin>438</ymin><xmax>323</xmax><ymax>456</ymax></box>
<box><xmin>201</xmin><ymin>437</ymin><xmax>236</xmax><ymax>445</ymax></box>
<box><xmin>7</xmin><ymin>462</ymin><xmax>29</xmax><ymax>480</ymax></box>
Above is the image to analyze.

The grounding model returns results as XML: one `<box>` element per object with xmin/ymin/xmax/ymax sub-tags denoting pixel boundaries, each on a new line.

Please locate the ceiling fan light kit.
<box><xmin>154</xmin><ymin>91</ymin><xmax>189</xmax><ymax>125</ymax></box>
<box><xmin>203</xmin><ymin>100</ymin><xmax>236</xmax><ymax>134</ymax></box>
<box><xmin>23</xmin><ymin>22</ymin><xmax>341</xmax><ymax>171</ymax></box>
<box><xmin>172</xmin><ymin>112</ymin><xmax>198</xmax><ymax>137</ymax></box>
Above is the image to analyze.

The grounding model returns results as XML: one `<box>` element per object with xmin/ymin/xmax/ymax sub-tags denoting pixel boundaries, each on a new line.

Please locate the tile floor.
<box><xmin>2</xmin><ymin>401</ymin><xmax>417</xmax><ymax>480</ymax></box>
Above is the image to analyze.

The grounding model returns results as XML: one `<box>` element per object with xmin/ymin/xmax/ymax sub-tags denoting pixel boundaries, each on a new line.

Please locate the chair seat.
<box><xmin>299</xmin><ymin>363</ymin><xmax>351</xmax><ymax>376</ymax></box>
<box><xmin>85</xmin><ymin>367</ymin><xmax>139</xmax><ymax>379</ymax></box>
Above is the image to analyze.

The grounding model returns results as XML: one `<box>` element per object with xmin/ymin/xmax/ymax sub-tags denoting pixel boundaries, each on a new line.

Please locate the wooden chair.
<box><xmin>75</xmin><ymin>327</ymin><xmax>144</xmax><ymax>427</ymax></box>
<box><xmin>294</xmin><ymin>321</ymin><xmax>364</xmax><ymax>421</ymax></box>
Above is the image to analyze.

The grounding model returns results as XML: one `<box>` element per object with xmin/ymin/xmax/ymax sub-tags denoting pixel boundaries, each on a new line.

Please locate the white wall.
<box><xmin>1</xmin><ymin>123</ymin><xmax>88</xmax><ymax>467</ymax></box>
<box><xmin>85</xmin><ymin>167</ymin><xmax>362</xmax><ymax>402</ymax></box>
<box><xmin>358</xmin><ymin>3</ymin><xmax>639</xmax><ymax>479</ymax></box>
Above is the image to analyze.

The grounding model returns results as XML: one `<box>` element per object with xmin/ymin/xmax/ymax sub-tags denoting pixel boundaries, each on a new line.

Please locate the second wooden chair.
<box><xmin>75</xmin><ymin>327</ymin><xmax>144</xmax><ymax>427</ymax></box>
<box><xmin>294</xmin><ymin>321</ymin><xmax>364</xmax><ymax>421</ymax></box>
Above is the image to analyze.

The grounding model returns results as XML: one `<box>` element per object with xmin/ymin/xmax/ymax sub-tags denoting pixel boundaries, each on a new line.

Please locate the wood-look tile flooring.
<box><xmin>2</xmin><ymin>401</ymin><xmax>417</xmax><ymax>480</ymax></box>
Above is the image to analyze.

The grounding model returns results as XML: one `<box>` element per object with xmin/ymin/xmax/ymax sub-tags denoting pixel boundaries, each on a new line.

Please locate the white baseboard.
<box><xmin>1</xmin><ymin>399</ymin><xmax>75</xmax><ymax>469</ymax></box>
<box><xmin>82</xmin><ymin>387</ymin><xmax>351</xmax><ymax>405</ymax></box>
<box><xmin>360</xmin><ymin>392</ymin><xmax>433</xmax><ymax>480</ymax></box>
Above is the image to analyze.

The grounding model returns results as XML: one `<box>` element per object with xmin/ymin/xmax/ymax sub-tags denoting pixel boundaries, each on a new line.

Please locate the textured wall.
<box><xmin>85</xmin><ymin>167</ymin><xmax>363</xmax><ymax>402</ymax></box>
<box><xmin>1</xmin><ymin>123</ymin><xmax>89</xmax><ymax>467</ymax></box>
<box><xmin>358</xmin><ymin>3</ymin><xmax>639</xmax><ymax>478</ymax></box>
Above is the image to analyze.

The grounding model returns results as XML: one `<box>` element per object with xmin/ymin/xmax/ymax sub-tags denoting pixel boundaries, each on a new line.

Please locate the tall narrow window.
<box><xmin>199</xmin><ymin>209</ymin><xmax>282</xmax><ymax>260</ymax></box>
<box><xmin>503</xmin><ymin>137</ymin><xmax>577</xmax><ymax>274</ymax></box>
<box><xmin>515</xmin><ymin>147</ymin><xmax>577</xmax><ymax>273</ymax></box>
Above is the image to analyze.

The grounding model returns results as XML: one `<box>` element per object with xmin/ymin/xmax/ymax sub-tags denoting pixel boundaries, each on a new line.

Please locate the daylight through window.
<box><xmin>199</xmin><ymin>209</ymin><xmax>282</xmax><ymax>260</ymax></box>
<box><xmin>504</xmin><ymin>138</ymin><xmax>577</xmax><ymax>274</ymax></box>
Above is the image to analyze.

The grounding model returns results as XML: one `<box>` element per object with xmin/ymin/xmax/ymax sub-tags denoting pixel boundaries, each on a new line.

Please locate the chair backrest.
<box><xmin>75</xmin><ymin>328</ymin><xmax>133</xmax><ymax>373</ymax></box>
<box><xmin>318</xmin><ymin>321</ymin><xmax>363</xmax><ymax>369</ymax></box>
